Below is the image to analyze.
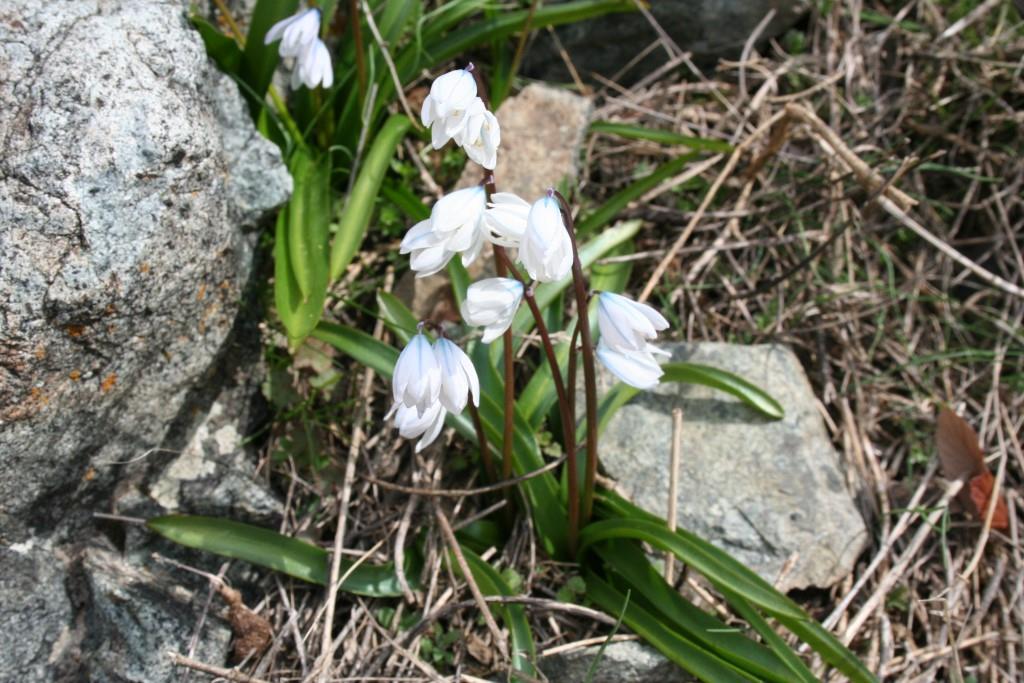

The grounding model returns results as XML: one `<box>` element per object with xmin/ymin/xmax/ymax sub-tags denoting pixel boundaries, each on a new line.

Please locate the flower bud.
<box><xmin>520</xmin><ymin>194</ymin><xmax>572</xmax><ymax>283</ymax></box>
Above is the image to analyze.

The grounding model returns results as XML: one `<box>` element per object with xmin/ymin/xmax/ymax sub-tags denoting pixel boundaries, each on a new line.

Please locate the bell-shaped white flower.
<box><xmin>597</xmin><ymin>292</ymin><xmax>670</xmax><ymax>355</ymax></box>
<box><xmin>392</xmin><ymin>333</ymin><xmax>441</xmax><ymax>415</ymax></box>
<box><xmin>291</xmin><ymin>38</ymin><xmax>333</xmax><ymax>90</ymax></box>
<box><xmin>484</xmin><ymin>193</ymin><xmax>529</xmax><ymax>247</ymax></box>
<box><xmin>399</xmin><ymin>219</ymin><xmax>453</xmax><ymax>277</ymax></box>
<box><xmin>421</xmin><ymin>67</ymin><xmax>479</xmax><ymax>149</ymax></box>
<box><xmin>390</xmin><ymin>401</ymin><xmax>447</xmax><ymax>453</ymax></box>
<box><xmin>457</xmin><ymin>105</ymin><xmax>500</xmax><ymax>170</ymax></box>
<box><xmin>264</xmin><ymin>8</ymin><xmax>321</xmax><ymax>59</ymax></box>
<box><xmin>401</xmin><ymin>186</ymin><xmax>488</xmax><ymax>276</ymax></box>
<box><xmin>520</xmin><ymin>194</ymin><xmax>573</xmax><ymax>283</ymax></box>
<box><xmin>433</xmin><ymin>338</ymin><xmax>480</xmax><ymax>414</ymax></box>
<box><xmin>461</xmin><ymin>278</ymin><xmax>524</xmax><ymax>343</ymax></box>
<box><xmin>596</xmin><ymin>342</ymin><xmax>665</xmax><ymax>390</ymax></box>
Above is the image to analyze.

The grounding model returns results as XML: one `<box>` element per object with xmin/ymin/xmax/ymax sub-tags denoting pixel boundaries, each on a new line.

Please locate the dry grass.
<box><xmin>173</xmin><ymin>1</ymin><xmax>1023</xmax><ymax>681</ymax></box>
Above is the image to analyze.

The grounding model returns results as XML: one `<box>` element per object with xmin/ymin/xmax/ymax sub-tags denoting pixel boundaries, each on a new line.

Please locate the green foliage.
<box><xmin>147</xmin><ymin>515</ymin><xmax>415</xmax><ymax>596</ymax></box>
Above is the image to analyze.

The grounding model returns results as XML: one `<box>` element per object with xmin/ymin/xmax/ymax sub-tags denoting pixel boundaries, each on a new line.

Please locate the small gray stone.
<box><xmin>593</xmin><ymin>342</ymin><xmax>868</xmax><ymax>591</ymax></box>
<box><xmin>540</xmin><ymin>640</ymin><xmax>692</xmax><ymax>683</ymax></box>
<box><xmin>524</xmin><ymin>1</ymin><xmax>810</xmax><ymax>83</ymax></box>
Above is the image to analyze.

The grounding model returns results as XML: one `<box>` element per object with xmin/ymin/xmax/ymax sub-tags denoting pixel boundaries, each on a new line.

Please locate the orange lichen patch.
<box><xmin>69</xmin><ymin>370</ymin><xmax>82</xmax><ymax>381</ymax></box>
<box><xmin>100</xmin><ymin>374</ymin><xmax>117</xmax><ymax>393</ymax></box>
<box><xmin>196</xmin><ymin>283</ymin><xmax>207</xmax><ymax>301</ymax></box>
<box><xmin>66</xmin><ymin>324</ymin><xmax>86</xmax><ymax>337</ymax></box>
<box><xmin>105</xmin><ymin>303</ymin><xmax>117</xmax><ymax>315</ymax></box>
<box><xmin>34</xmin><ymin>345</ymin><xmax>46</xmax><ymax>360</ymax></box>
<box><xmin>29</xmin><ymin>386</ymin><xmax>48</xmax><ymax>405</ymax></box>
<box><xmin>83</xmin><ymin>467</ymin><xmax>96</xmax><ymax>482</ymax></box>
<box><xmin>139</xmin><ymin>262</ymin><xmax>150</xmax><ymax>274</ymax></box>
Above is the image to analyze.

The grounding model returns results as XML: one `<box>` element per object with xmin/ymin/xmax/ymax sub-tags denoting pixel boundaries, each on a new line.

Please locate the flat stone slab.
<box><xmin>540</xmin><ymin>640</ymin><xmax>692</xmax><ymax>683</ymax></box>
<box><xmin>595</xmin><ymin>342</ymin><xmax>868</xmax><ymax>591</ymax></box>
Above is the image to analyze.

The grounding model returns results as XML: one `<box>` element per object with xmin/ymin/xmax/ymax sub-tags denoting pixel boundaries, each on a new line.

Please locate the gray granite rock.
<box><xmin>0</xmin><ymin>1</ymin><xmax>288</xmax><ymax>679</ymax></box>
<box><xmin>78</xmin><ymin>545</ymin><xmax>233</xmax><ymax>683</ymax></box>
<box><xmin>541</xmin><ymin>641</ymin><xmax>692</xmax><ymax>683</ymax></box>
<box><xmin>594</xmin><ymin>343</ymin><xmax>868</xmax><ymax>592</ymax></box>
<box><xmin>0</xmin><ymin>0</ymin><xmax>288</xmax><ymax>538</ymax></box>
<box><xmin>524</xmin><ymin>0</ymin><xmax>810</xmax><ymax>82</ymax></box>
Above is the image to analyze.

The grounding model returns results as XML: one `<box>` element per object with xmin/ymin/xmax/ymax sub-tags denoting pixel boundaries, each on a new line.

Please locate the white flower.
<box><xmin>484</xmin><ymin>193</ymin><xmax>529</xmax><ymax>247</ymax></box>
<box><xmin>291</xmin><ymin>38</ymin><xmax>333</xmax><ymax>90</ymax></box>
<box><xmin>596</xmin><ymin>292</ymin><xmax>670</xmax><ymax>355</ymax></box>
<box><xmin>461</xmin><ymin>278</ymin><xmax>524</xmax><ymax>343</ymax></box>
<box><xmin>596</xmin><ymin>342</ymin><xmax>665</xmax><ymax>390</ymax></box>
<box><xmin>399</xmin><ymin>219</ymin><xmax>453</xmax><ymax>277</ymax></box>
<box><xmin>457</xmin><ymin>104</ymin><xmax>500</xmax><ymax>170</ymax></box>
<box><xmin>400</xmin><ymin>186</ymin><xmax>487</xmax><ymax>276</ymax></box>
<box><xmin>390</xmin><ymin>401</ymin><xmax>447</xmax><ymax>453</ymax></box>
<box><xmin>421</xmin><ymin>67</ymin><xmax>479</xmax><ymax>149</ymax></box>
<box><xmin>264</xmin><ymin>8</ymin><xmax>321</xmax><ymax>59</ymax></box>
<box><xmin>392</xmin><ymin>333</ymin><xmax>441</xmax><ymax>415</ymax></box>
<box><xmin>595</xmin><ymin>292</ymin><xmax>670</xmax><ymax>390</ymax></box>
<box><xmin>520</xmin><ymin>194</ymin><xmax>573</xmax><ymax>283</ymax></box>
<box><xmin>433</xmin><ymin>338</ymin><xmax>480</xmax><ymax>414</ymax></box>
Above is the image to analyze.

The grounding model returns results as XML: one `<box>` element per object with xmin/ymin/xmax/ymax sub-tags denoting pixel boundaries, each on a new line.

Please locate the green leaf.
<box><xmin>330</xmin><ymin>115</ymin><xmax>413</xmax><ymax>282</ymax></box>
<box><xmin>580</xmin><ymin>518</ymin><xmax>805</xmax><ymax>621</ymax></box>
<box><xmin>458</xmin><ymin>547</ymin><xmax>538</xmax><ymax>676</ymax></box>
<box><xmin>447</xmin><ymin>260</ymin><xmax>471</xmax><ymax>312</ymax></box>
<box><xmin>661</xmin><ymin>362</ymin><xmax>785</xmax><ymax>420</ymax></box>
<box><xmin>590</xmin><ymin>121</ymin><xmax>733</xmax><ymax>153</ymax></box>
<box><xmin>274</xmin><ymin>211</ymin><xmax>327</xmax><ymax>349</ymax></box>
<box><xmin>311</xmin><ymin>322</ymin><xmax>399</xmax><ymax>378</ymax></box>
<box><xmin>594</xmin><ymin>493</ymin><xmax>877</xmax><ymax>683</ymax></box>
<box><xmin>147</xmin><ymin>515</ymin><xmax>414</xmax><ymax>597</ymax></box>
<box><xmin>575</xmin><ymin>155</ymin><xmax>697</xmax><ymax>237</ymax></box>
<box><xmin>190</xmin><ymin>15</ymin><xmax>242</xmax><ymax>74</ymax></box>
<box><xmin>287</xmin><ymin>148</ymin><xmax>332</xmax><ymax>301</ymax></box>
<box><xmin>597</xmin><ymin>541</ymin><xmax>797</xmax><ymax>683</ymax></box>
<box><xmin>376</xmin><ymin>291</ymin><xmax>419</xmax><ymax>344</ymax></box>
<box><xmin>585</xmin><ymin>571</ymin><xmax>758</xmax><ymax>683</ymax></box>
<box><xmin>381</xmin><ymin>183</ymin><xmax>430</xmax><ymax>222</ymax></box>
<box><xmin>240</xmin><ymin>0</ymin><xmax>299</xmax><ymax>114</ymax></box>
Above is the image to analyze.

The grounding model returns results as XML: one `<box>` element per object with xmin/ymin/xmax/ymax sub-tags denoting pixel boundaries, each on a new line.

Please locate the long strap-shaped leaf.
<box><xmin>329</xmin><ymin>115</ymin><xmax>412</xmax><ymax>282</ymax></box>
<box><xmin>593</xmin><ymin>494</ymin><xmax>877</xmax><ymax>683</ymax></box>
<box><xmin>596</xmin><ymin>540</ymin><xmax>796</xmax><ymax>682</ymax></box>
<box><xmin>148</xmin><ymin>515</ymin><xmax>415</xmax><ymax>597</ymax></box>
<box><xmin>584</xmin><ymin>571</ymin><xmax>758</xmax><ymax>683</ymax></box>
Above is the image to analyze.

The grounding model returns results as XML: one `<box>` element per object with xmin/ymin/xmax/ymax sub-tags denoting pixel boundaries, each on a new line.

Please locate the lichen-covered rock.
<box><xmin>0</xmin><ymin>1</ymin><xmax>289</xmax><ymax>679</ymax></box>
<box><xmin>592</xmin><ymin>343</ymin><xmax>869</xmax><ymax>592</ymax></box>
<box><xmin>0</xmin><ymin>0</ymin><xmax>289</xmax><ymax>538</ymax></box>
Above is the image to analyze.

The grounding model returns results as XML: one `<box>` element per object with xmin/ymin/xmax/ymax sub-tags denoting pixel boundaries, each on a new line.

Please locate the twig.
<box><xmin>638</xmin><ymin>108</ymin><xmax>787</xmax><ymax>303</ymax></box>
<box><xmin>360</xmin><ymin>0</ymin><xmax>421</xmax><ymax>129</ymax></box>
<box><xmin>432</xmin><ymin>501</ymin><xmax>510</xmax><ymax>661</ymax></box>
<box><xmin>665</xmin><ymin>408</ymin><xmax>683</xmax><ymax>583</ymax></box>
<box><xmin>365</xmin><ymin>455</ymin><xmax>566</xmax><ymax>497</ymax></box>
<box><xmin>169</xmin><ymin>652</ymin><xmax>271</xmax><ymax>683</ymax></box>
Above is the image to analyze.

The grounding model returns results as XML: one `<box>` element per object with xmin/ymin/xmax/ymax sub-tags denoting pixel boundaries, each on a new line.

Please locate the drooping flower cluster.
<box><xmin>421</xmin><ymin>66</ymin><xmax>500</xmax><ymax>170</ymax></box>
<box><xmin>391</xmin><ymin>67</ymin><xmax>671</xmax><ymax>450</ymax></box>
<box><xmin>264</xmin><ymin>8</ymin><xmax>334</xmax><ymax>90</ymax></box>
<box><xmin>389</xmin><ymin>332</ymin><xmax>479</xmax><ymax>452</ymax></box>
<box><xmin>596</xmin><ymin>292</ymin><xmax>670</xmax><ymax>389</ymax></box>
